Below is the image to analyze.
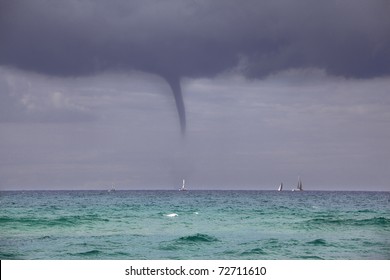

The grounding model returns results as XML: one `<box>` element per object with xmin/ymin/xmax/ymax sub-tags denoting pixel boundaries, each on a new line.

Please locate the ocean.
<box><xmin>1</xmin><ymin>190</ymin><xmax>389</xmax><ymax>260</ymax></box>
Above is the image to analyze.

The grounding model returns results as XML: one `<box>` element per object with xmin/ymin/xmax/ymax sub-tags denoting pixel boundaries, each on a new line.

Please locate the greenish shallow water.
<box><xmin>1</xmin><ymin>190</ymin><xmax>389</xmax><ymax>259</ymax></box>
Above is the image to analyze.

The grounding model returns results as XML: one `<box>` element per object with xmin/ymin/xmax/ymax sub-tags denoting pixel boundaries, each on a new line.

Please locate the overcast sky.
<box><xmin>1</xmin><ymin>0</ymin><xmax>389</xmax><ymax>191</ymax></box>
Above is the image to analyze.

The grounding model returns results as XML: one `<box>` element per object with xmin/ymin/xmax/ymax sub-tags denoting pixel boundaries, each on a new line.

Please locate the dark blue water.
<box><xmin>1</xmin><ymin>190</ymin><xmax>389</xmax><ymax>259</ymax></box>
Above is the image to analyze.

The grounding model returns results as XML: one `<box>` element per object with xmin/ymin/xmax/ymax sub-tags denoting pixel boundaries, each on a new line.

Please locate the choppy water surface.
<box><xmin>1</xmin><ymin>190</ymin><xmax>389</xmax><ymax>259</ymax></box>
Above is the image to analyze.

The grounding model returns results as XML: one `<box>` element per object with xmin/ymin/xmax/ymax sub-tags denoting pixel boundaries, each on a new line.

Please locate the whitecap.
<box><xmin>166</xmin><ymin>213</ymin><xmax>178</xmax><ymax>217</ymax></box>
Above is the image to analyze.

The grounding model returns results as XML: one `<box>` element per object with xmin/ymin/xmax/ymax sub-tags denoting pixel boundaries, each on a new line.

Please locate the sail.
<box><xmin>292</xmin><ymin>177</ymin><xmax>303</xmax><ymax>191</ymax></box>
<box><xmin>278</xmin><ymin>182</ymin><xmax>283</xmax><ymax>191</ymax></box>
<box><xmin>298</xmin><ymin>177</ymin><xmax>303</xmax><ymax>191</ymax></box>
<box><xmin>179</xmin><ymin>179</ymin><xmax>187</xmax><ymax>191</ymax></box>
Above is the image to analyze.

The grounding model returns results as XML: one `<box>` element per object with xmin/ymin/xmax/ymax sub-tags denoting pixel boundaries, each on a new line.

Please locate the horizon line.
<box><xmin>1</xmin><ymin>188</ymin><xmax>389</xmax><ymax>193</ymax></box>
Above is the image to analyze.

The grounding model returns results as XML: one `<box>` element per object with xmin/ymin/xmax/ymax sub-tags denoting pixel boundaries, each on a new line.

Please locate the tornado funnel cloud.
<box><xmin>2</xmin><ymin>0</ymin><xmax>389</xmax><ymax>136</ymax></box>
<box><xmin>166</xmin><ymin>76</ymin><xmax>186</xmax><ymax>135</ymax></box>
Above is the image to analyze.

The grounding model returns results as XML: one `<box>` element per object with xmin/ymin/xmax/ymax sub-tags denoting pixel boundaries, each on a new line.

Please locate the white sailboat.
<box><xmin>292</xmin><ymin>177</ymin><xmax>303</xmax><ymax>191</ymax></box>
<box><xmin>179</xmin><ymin>179</ymin><xmax>187</xmax><ymax>191</ymax></box>
<box><xmin>278</xmin><ymin>182</ymin><xmax>283</xmax><ymax>191</ymax></box>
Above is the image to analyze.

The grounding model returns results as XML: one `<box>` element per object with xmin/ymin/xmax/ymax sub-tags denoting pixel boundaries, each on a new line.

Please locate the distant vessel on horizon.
<box><xmin>292</xmin><ymin>177</ymin><xmax>303</xmax><ymax>191</ymax></box>
<box><xmin>108</xmin><ymin>184</ymin><xmax>116</xmax><ymax>193</ymax></box>
<box><xmin>179</xmin><ymin>179</ymin><xmax>187</xmax><ymax>191</ymax></box>
<box><xmin>278</xmin><ymin>182</ymin><xmax>283</xmax><ymax>191</ymax></box>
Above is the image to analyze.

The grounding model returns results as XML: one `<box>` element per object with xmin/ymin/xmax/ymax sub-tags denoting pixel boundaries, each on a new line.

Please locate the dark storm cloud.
<box><xmin>1</xmin><ymin>0</ymin><xmax>390</xmax><ymax>130</ymax></box>
<box><xmin>2</xmin><ymin>0</ymin><xmax>389</xmax><ymax>77</ymax></box>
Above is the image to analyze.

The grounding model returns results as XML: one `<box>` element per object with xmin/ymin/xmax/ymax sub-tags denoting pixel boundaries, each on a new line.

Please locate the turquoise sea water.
<box><xmin>1</xmin><ymin>190</ymin><xmax>389</xmax><ymax>259</ymax></box>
